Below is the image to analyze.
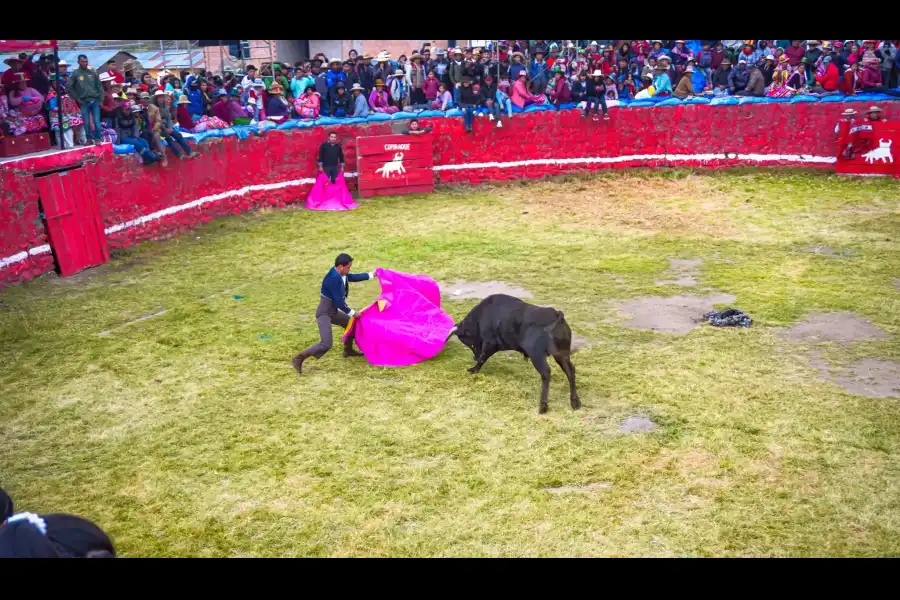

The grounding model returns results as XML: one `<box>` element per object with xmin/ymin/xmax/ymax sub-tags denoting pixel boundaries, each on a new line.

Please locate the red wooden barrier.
<box><xmin>356</xmin><ymin>134</ymin><xmax>435</xmax><ymax>198</ymax></box>
<box><xmin>835</xmin><ymin>121</ymin><xmax>900</xmax><ymax>176</ymax></box>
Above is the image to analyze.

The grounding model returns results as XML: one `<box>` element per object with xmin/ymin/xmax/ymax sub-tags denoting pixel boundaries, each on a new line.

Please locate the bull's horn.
<box><xmin>445</xmin><ymin>326</ymin><xmax>458</xmax><ymax>342</ymax></box>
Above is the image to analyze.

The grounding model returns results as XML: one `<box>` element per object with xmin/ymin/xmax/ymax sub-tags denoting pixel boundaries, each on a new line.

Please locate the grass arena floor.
<box><xmin>2</xmin><ymin>169</ymin><xmax>900</xmax><ymax>557</ymax></box>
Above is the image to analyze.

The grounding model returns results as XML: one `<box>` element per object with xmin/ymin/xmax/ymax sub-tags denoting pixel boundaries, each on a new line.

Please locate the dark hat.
<box><xmin>0</xmin><ymin>512</ymin><xmax>116</xmax><ymax>558</ymax></box>
<box><xmin>461</xmin><ymin>75</ymin><xmax>472</xmax><ymax>83</ymax></box>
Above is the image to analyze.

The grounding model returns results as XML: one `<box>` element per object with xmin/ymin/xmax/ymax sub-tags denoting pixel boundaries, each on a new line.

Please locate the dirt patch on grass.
<box><xmin>655</xmin><ymin>258</ymin><xmax>702</xmax><ymax>287</ymax></box>
<box><xmin>620</xmin><ymin>414</ymin><xmax>657</xmax><ymax>434</ymax></box>
<box><xmin>797</xmin><ymin>245</ymin><xmax>854</xmax><ymax>257</ymax></box>
<box><xmin>809</xmin><ymin>350</ymin><xmax>900</xmax><ymax>398</ymax></box>
<box><xmin>439</xmin><ymin>280</ymin><xmax>534</xmax><ymax>300</ymax></box>
<box><xmin>570</xmin><ymin>333</ymin><xmax>596</xmax><ymax>352</ymax></box>
<box><xmin>780</xmin><ymin>313</ymin><xmax>889</xmax><ymax>344</ymax></box>
<box><xmin>544</xmin><ymin>482</ymin><xmax>614</xmax><ymax>494</ymax></box>
<box><xmin>615</xmin><ymin>293</ymin><xmax>736</xmax><ymax>334</ymax></box>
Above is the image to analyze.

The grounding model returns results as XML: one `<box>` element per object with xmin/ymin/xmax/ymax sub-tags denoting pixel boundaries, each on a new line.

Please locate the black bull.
<box><xmin>447</xmin><ymin>294</ymin><xmax>580</xmax><ymax>414</ymax></box>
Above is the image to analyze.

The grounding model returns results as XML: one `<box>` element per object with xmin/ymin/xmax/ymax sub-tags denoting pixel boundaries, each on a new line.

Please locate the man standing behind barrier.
<box><xmin>318</xmin><ymin>131</ymin><xmax>344</xmax><ymax>183</ymax></box>
<box><xmin>67</xmin><ymin>54</ymin><xmax>104</xmax><ymax>145</ymax></box>
<box><xmin>292</xmin><ymin>254</ymin><xmax>377</xmax><ymax>374</ymax></box>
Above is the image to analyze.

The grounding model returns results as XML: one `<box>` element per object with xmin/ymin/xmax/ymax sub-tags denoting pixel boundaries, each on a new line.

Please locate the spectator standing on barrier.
<box><xmin>67</xmin><ymin>54</ymin><xmax>103</xmax><ymax>145</ymax></box>
<box><xmin>583</xmin><ymin>69</ymin><xmax>609</xmax><ymax>120</ymax></box>
<box><xmin>458</xmin><ymin>76</ymin><xmax>480</xmax><ymax>133</ymax></box>
<box><xmin>805</xmin><ymin>41</ymin><xmax>823</xmax><ymax>83</ymax></box>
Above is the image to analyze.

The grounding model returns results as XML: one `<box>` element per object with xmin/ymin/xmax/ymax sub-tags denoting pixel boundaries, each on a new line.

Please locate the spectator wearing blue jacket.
<box><xmin>187</xmin><ymin>78</ymin><xmax>204</xmax><ymax>118</ymax></box>
<box><xmin>325</xmin><ymin>58</ymin><xmax>347</xmax><ymax>105</ymax></box>
<box><xmin>529</xmin><ymin>50</ymin><xmax>550</xmax><ymax>94</ymax></box>
<box><xmin>292</xmin><ymin>252</ymin><xmax>377</xmax><ymax>374</ymax></box>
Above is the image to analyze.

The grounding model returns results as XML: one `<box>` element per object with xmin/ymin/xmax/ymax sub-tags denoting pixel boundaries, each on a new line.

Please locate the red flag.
<box><xmin>0</xmin><ymin>40</ymin><xmax>57</xmax><ymax>52</ymax></box>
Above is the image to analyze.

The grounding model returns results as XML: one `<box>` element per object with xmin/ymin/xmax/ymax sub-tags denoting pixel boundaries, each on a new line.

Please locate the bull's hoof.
<box><xmin>538</xmin><ymin>403</ymin><xmax>549</xmax><ymax>415</ymax></box>
<box><xmin>570</xmin><ymin>396</ymin><xmax>582</xmax><ymax>410</ymax></box>
<box><xmin>467</xmin><ymin>366</ymin><xmax>479</xmax><ymax>375</ymax></box>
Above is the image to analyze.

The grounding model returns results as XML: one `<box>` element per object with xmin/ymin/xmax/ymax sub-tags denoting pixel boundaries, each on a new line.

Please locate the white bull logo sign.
<box><xmin>863</xmin><ymin>139</ymin><xmax>894</xmax><ymax>164</ymax></box>
<box><xmin>375</xmin><ymin>152</ymin><xmax>406</xmax><ymax>178</ymax></box>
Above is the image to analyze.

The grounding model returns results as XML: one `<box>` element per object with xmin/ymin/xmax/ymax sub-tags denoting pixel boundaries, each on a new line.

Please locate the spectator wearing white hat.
<box><xmin>583</xmin><ymin>70</ymin><xmax>609</xmax><ymax>121</ymax></box>
<box><xmin>728</xmin><ymin>59</ymin><xmax>750</xmax><ymax>94</ymax></box>
<box><xmin>760</xmin><ymin>54</ymin><xmax>776</xmax><ymax>87</ymax></box>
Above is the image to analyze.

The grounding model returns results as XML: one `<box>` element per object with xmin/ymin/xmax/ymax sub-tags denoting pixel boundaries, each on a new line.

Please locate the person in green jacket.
<box><xmin>66</xmin><ymin>54</ymin><xmax>103</xmax><ymax>144</ymax></box>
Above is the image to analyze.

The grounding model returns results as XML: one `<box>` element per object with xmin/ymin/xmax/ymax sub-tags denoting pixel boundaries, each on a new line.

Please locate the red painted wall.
<box><xmin>2</xmin><ymin>101</ymin><xmax>898</xmax><ymax>288</ymax></box>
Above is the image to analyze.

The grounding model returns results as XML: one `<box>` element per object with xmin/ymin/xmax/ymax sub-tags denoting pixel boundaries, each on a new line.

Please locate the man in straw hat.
<box><xmin>408</xmin><ymin>51</ymin><xmax>427</xmax><ymax>105</ymax></box>
<box><xmin>711</xmin><ymin>58</ymin><xmax>732</xmax><ymax>95</ymax></box>
<box><xmin>864</xmin><ymin>105</ymin><xmax>885</xmax><ymax>123</ymax></box>
<box><xmin>1</xmin><ymin>54</ymin><xmax>26</xmax><ymax>88</ymax></box>
<box><xmin>448</xmin><ymin>48</ymin><xmax>466</xmax><ymax>102</ymax></box>
<box><xmin>67</xmin><ymin>54</ymin><xmax>104</xmax><ymax>145</ymax></box>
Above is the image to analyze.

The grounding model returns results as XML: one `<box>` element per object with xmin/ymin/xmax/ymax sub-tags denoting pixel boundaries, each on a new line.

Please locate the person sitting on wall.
<box><xmin>652</xmin><ymin>64</ymin><xmax>673</xmax><ymax>97</ymax></box>
<box><xmin>404</xmin><ymin>117</ymin><xmax>432</xmax><ymax>135</ymax></box>
<box><xmin>547</xmin><ymin>67</ymin><xmax>572</xmax><ymax>108</ymax></box>
<box><xmin>809</xmin><ymin>55</ymin><xmax>839</xmax><ymax>95</ymax></box>
<box><xmin>211</xmin><ymin>88</ymin><xmax>233</xmax><ymax>126</ymax></box>
<box><xmin>457</xmin><ymin>76</ymin><xmax>483</xmax><ymax>133</ymax></box>
<box><xmin>265</xmin><ymin>84</ymin><xmax>291</xmax><ymax>122</ymax></box>
<box><xmin>227</xmin><ymin>89</ymin><xmax>249</xmax><ymax>124</ymax></box>
<box><xmin>176</xmin><ymin>94</ymin><xmax>194</xmax><ymax>130</ymax></box>
<box><xmin>728</xmin><ymin>59</ymin><xmax>750</xmax><ymax>94</ymax></box>
<box><xmin>115</xmin><ymin>104</ymin><xmax>161</xmax><ymax>165</ymax></box>
<box><xmin>673</xmin><ymin>65</ymin><xmax>695</xmax><ymax>98</ymax></box>
<box><xmin>840</xmin><ymin>61</ymin><xmax>861</xmax><ymax>95</ymax></box>
<box><xmin>295</xmin><ymin>84</ymin><xmax>322</xmax><ymax>119</ymax></box>
<box><xmin>6</xmin><ymin>72</ymin><xmax>47</xmax><ymax>134</ymax></box>
<box><xmin>141</xmin><ymin>91</ymin><xmax>168</xmax><ymax>164</ymax></box>
<box><xmin>155</xmin><ymin>91</ymin><xmax>199</xmax><ymax>160</ymax></box>
<box><xmin>858</xmin><ymin>57</ymin><xmax>900</xmax><ymax>96</ymax></box>
<box><xmin>330</xmin><ymin>82</ymin><xmax>353</xmax><ymax>117</ymax></box>
<box><xmin>736</xmin><ymin>63</ymin><xmax>765</xmax><ymax>96</ymax></box>
<box><xmin>433</xmin><ymin>82</ymin><xmax>453</xmax><ymax>111</ymax></box>
<box><xmin>511</xmin><ymin>70</ymin><xmax>547</xmax><ymax>110</ymax></box>
<box><xmin>369</xmin><ymin>79</ymin><xmax>398</xmax><ymax>114</ymax></box>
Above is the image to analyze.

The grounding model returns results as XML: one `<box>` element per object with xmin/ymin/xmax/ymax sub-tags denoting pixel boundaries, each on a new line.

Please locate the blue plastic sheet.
<box><xmin>524</xmin><ymin>104</ymin><xmax>554</xmax><ymax>113</ymax></box>
<box><xmin>657</xmin><ymin>98</ymin><xmax>684</xmax><ymax>106</ymax></box>
<box><xmin>738</xmin><ymin>97</ymin><xmax>769</xmax><ymax>104</ymax></box>
<box><xmin>790</xmin><ymin>95</ymin><xmax>819</xmax><ymax>103</ymax></box>
<box><xmin>685</xmin><ymin>97</ymin><xmax>711</xmax><ymax>105</ymax></box>
<box><xmin>444</xmin><ymin>108</ymin><xmax>463</xmax><ymax>117</ymax></box>
<box><xmin>365</xmin><ymin>113</ymin><xmax>392</xmax><ymax>121</ymax></box>
<box><xmin>113</xmin><ymin>144</ymin><xmax>135</xmax><ymax>154</ymax></box>
<box><xmin>391</xmin><ymin>112</ymin><xmax>418</xmax><ymax>120</ymax></box>
<box><xmin>628</xmin><ymin>100</ymin><xmax>658</xmax><ymax>107</ymax></box>
<box><xmin>558</xmin><ymin>102</ymin><xmax>576</xmax><ymax>110</ymax></box>
<box><xmin>819</xmin><ymin>95</ymin><xmax>845</xmax><ymax>103</ymax></box>
<box><xmin>710</xmin><ymin>96</ymin><xmax>739</xmax><ymax>106</ymax></box>
<box><xmin>416</xmin><ymin>110</ymin><xmax>447</xmax><ymax>118</ymax></box>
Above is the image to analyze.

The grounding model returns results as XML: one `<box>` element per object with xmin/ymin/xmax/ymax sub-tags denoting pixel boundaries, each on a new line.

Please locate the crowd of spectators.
<box><xmin>2</xmin><ymin>40</ymin><xmax>899</xmax><ymax>164</ymax></box>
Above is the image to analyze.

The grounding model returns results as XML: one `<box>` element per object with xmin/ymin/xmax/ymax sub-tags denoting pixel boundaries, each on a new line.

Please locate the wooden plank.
<box><xmin>357</xmin><ymin>169</ymin><xmax>435</xmax><ymax>191</ymax></box>
<box><xmin>358</xmin><ymin>157</ymin><xmax>435</xmax><ymax>173</ymax></box>
<box><xmin>359</xmin><ymin>184</ymin><xmax>435</xmax><ymax>198</ymax></box>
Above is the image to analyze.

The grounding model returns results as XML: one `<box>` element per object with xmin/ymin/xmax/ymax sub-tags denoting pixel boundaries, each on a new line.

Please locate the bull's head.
<box><xmin>446</xmin><ymin>322</ymin><xmax>477</xmax><ymax>356</ymax></box>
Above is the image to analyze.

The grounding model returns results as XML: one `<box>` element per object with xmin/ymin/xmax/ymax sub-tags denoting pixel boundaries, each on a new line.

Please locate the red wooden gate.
<box><xmin>356</xmin><ymin>134</ymin><xmax>435</xmax><ymax>198</ymax></box>
<box><xmin>38</xmin><ymin>167</ymin><xmax>109</xmax><ymax>276</ymax></box>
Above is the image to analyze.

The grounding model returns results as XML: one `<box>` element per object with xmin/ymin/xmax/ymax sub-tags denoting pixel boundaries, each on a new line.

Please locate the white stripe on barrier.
<box><xmin>0</xmin><ymin>153</ymin><xmax>836</xmax><ymax>271</ymax></box>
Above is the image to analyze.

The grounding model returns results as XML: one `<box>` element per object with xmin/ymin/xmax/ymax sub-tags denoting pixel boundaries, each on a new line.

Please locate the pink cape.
<box><xmin>305</xmin><ymin>172</ymin><xmax>358</xmax><ymax>211</ymax></box>
<box><xmin>342</xmin><ymin>268</ymin><xmax>456</xmax><ymax>367</ymax></box>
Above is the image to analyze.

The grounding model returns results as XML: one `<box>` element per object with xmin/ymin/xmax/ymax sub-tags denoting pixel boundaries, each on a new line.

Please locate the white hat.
<box><xmin>738</xmin><ymin>58</ymin><xmax>747</xmax><ymax>64</ymax></box>
<box><xmin>684</xmin><ymin>66</ymin><xmax>694</xmax><ymax>73</ymax></box>
<box><xmin>567</xmin><ymin>43</ymin><xmax>575</xmax><ymax>48</ymax></box>
<box><xmin>58</xmin><ymin>59</ymin><xmax>68</xmax><ymax>66</ymax></box>
<box><xmin>351</xmin><ymin>82</ymin><xmax>364</xmax><ymax>91</ymax></box>
<box><xmin>590</xmin><ymin>41</ymin><xmax>598</xmax><ymax>46</ymax></box>
<box><xmin>248</xmin><ymin>97</ymin><xmax>257</xmax><ymax>105</ymax></box>
<box><xmin>99</xmin><ymin>72</ymin><xmax>113</xmax><ymax>82</ymax></box>
<box><xmin>376</xmin><ymin>51</ymin><xmax>391</xmax><ymax>61</ymax></box>
<box><xmin>592</xmin><ymin>69</ymin><xmax>603</xmax><ymax>77</ymax></box>
<box><xmin>766</xmin><ymin>54</ymin><xmax>775</xmax><ymax>60</ymax></box>
<box><xmin>153</xmin><ymin>89</ymin><xmax>166</xmax><ymax>97</ymax></box>
<box><xmin>394</xmin><ymin>69</ymin><xmax>405</xmax><ymax>76</ymax></box>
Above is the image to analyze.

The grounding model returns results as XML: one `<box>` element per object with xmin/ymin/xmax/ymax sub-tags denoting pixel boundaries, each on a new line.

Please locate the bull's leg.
<box><xmin>554</xmin><ymin>354</ymin><xmax>580</xmax><ymax>410</ymax></box>
<box><xmin>530</xmin><ymin>354</ymin><xmax>552</xmax><ymax>414</ymax></box>
<box><xmin>468</xmin><ymin>343</ymin><xmax>497</xmax><ymax>374</ymax></box>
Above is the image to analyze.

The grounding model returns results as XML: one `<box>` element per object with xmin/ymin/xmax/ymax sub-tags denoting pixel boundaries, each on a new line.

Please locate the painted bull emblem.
<box><xmin>375</xmin><ymin>152</ymin><xmax>406</xmax><ymax>178</ymax></box>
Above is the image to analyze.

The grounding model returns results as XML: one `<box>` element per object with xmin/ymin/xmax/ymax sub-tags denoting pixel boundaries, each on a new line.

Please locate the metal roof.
<box><xmin>131</xmin><ymin>50</ymin><xmax>205</xmax><ymax>70</ymax></box>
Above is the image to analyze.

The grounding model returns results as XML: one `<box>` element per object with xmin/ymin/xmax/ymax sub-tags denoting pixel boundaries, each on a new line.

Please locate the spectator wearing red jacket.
<box><xmin>840</xmin><ymin>61</ymin><xmax>860</xmax><ymax>95</ymax></box>
<box><xmin>810</xmin><ymin>56</ymin><xmax>839</xmax><ymax>94</ymax></box>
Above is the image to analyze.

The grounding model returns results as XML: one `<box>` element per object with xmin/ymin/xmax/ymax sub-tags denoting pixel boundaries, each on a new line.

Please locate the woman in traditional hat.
<box><xmin>176</xmin><ymin>93</ymin><xmax>195</xmax><ymax>130</ymax></box>
<box><xmin>408</xmin><ymin>51</ymin><xmax>427</xmax><ymax>106</ymax></box>
<box><xmin>349</xmin><ymin>83</ymin><xmax>369</xmax><ymax>118</ymax></box>
<box><xmin>547</xmin><ymin>67</ymin><xmax>571</xmax><ymax>107</ymax></box>
<box><xmin>510</xmin><ymin>69</ymin><xmax>547</xmax><ymax>110</ymax></box>
<box><xmin>368</xmin><ymin>79</ymin><xmax>398</xmax><ymax>113</ymax></box>
<box><xmin>373</xmin><ymin>53</ymin><xmax>392</xmax><ymax>86</ymax></box>
<box><xmin>6</xmin><ymin>72</ymin><xmax>47</xmax><ymax>134</ymax></box>
<box><xmin>294</xmin><ymin>84</ymin><xmax>321</xmax><ymax>119</ymax></box>
<box><xmin>265</xmin><ymin>84</ymin><xmax>291</xmax><ymax>122</ymax></box>
<box><xmin>767</xmin><ymin>55</ymin><xmax>797</xmax><ymax>98</ymax></box>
